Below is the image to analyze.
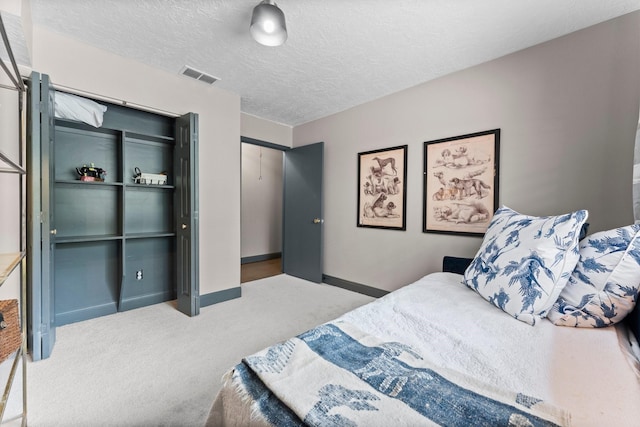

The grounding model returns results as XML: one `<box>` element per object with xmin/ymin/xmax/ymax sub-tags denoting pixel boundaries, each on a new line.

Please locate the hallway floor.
<box><xmin>241</xmin><ymin>258</ymin><xmax>282</xmax><ymax>283</ymax></box>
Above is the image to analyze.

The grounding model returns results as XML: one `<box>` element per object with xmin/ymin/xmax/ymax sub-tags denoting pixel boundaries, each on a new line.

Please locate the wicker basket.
<box><xmin>0</xmin><ymin>300</ymin><xmax>21</xmax><ymax>364</ymax></box>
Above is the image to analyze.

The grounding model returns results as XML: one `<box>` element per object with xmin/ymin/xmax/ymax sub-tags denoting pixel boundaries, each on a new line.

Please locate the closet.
<box><xmin>28</xmin><ymin>72</ymin><xmax>199</xmax><ymax>360</ymax></box>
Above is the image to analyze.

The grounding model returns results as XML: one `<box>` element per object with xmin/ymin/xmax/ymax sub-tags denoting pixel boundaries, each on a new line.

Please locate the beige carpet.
<box><xmin>26</xmin><ymin>274</ymin><xmax>374</xmax><ymax>426</ymax></box>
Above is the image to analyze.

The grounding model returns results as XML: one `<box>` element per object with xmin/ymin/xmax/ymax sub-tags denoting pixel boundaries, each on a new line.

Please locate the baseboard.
<box><xmin>55</xmin><ymin>302</ymin><xmax>118</xmax><ymax>326</ymax></box>
<box><xmin>120</xmin><ymin>291</ymin><xmax>174</xmax><ymax>312</ymax></box>
<box><xmin>241</xmin><ymin>252</ymin><xmax>281</xmax><ymax>264</ymax></box>
<box><xmin>200</xmin><ymin>286</ymin><xmax>242</xmax><ymax>307</ymax></box>
<box><xmin>322</xmin><ymin>275</ymin><xmax>389</xmax><ymax>298</ymax></box>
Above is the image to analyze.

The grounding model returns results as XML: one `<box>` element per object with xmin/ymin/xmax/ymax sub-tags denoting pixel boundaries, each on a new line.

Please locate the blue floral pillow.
<box><xmin>463</xmin><ymin>206</ymin><xmax>588</xmax><ymax>325</ymax></box>
<box><xmin>547</xmin><ymin>224</ymin><xmax>640</xmax><ymax>327</ymax></box>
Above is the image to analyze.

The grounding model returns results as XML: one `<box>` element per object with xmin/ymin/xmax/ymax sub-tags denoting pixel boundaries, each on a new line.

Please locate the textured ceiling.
<box><xmin>0</xmin><ymin>12</ymin><xmax>30</xmax><ymax>69</ymax></box>
<box><xmin>28</xmin><ymin>0</ymin><xmax>640</xmax><ymax>127</ymax></box>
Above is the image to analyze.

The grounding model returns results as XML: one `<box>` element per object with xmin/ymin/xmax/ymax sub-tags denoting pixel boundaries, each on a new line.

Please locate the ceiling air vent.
<box><xmin>180</xmin><ymin>65</ymin><xmax>219</xmax><ymax>85</ymax></box>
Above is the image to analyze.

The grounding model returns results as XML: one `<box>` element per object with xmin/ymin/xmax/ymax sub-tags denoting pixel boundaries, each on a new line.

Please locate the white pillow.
<box><xmin>463</xmin><ymin>206</ymin><xmax>588</xmax><ymax>325</ymax></box>
<box><xmin>547</xmin><ymin>224</ymin><xmax>640</xmax><ymax>327</ymax></box>
<box><xmin>54</xmin><ymin>91</ymin><xmax>107</xmax><ymax>128</ymax></box>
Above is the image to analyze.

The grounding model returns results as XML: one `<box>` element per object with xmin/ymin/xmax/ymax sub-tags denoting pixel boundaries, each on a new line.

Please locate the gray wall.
<box><xmin>241</xmin><ymin>143</ymin><xmax>283</xmax><ymax>258</ymax></box>
<box><xmin>293</xmin><ymin>11</ymin><xmax>640</xmax><ymax>292</ymax></box>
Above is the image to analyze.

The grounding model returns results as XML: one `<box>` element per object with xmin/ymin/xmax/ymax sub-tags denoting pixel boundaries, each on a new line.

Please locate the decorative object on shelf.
<box><xmin>0</xmin><ymin>299</ymin><xmax>21</xmax><ymax>365</ymax></box>
<box><xmin>76</xmin><ymin>163</ymin><xmax>107</xmax><ymax>182</ymax></box>
<box><xmin>423</xmin><ymin>129</ymin><xmax>500</xmax><ymax>236</ymax></box>
<box><xmin>133</xmin><ymin>167</ymin><xmax>168</xmax><ymax>185</ymax></box>
<box><xmin>357</xmin><ymin>145</ymin><xmax>408</xmax><ymax>231</ymax></box>
<box><xmin>250</xmin><ymin>0</ymin><xmax>287</xmax><ymax>47</ymax></box>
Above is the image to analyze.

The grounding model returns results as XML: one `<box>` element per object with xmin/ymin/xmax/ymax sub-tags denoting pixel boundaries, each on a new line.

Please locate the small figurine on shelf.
<box><xmin>76</xmin><ymin>163</ymin><xmax>107</xmax><ymax>182</ymax></box>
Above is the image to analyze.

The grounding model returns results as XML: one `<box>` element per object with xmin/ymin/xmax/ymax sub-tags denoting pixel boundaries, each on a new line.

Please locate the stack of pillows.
<box><xmin>463</xmin><ymin>206</ymin><xmax>640</xmax><ymax>327</ymax></box>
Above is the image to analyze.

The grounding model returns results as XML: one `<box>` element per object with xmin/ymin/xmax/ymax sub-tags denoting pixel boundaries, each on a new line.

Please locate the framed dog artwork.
<box><xmin>357</xmin><ymin>145</ymin><xmax>407</xmax><ymax>230</ymax></box>
<box><xmin>423</xmin><ymin>129</ymin><xmax>500</xmax><ymax>236</ymax></box>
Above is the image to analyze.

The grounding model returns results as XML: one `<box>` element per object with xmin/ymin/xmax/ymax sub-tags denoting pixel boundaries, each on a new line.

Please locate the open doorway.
<box><xmin>241</xmin><ymin>139</ymin><xmax>286</xmax><ymax>282</ymax></box>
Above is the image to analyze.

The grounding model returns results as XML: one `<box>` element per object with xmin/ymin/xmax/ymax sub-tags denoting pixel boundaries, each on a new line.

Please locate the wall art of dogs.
<box><xmin>433</xmin><ymin>202</ymin><xmax>490</xmax><ymax>224</ymax></box>
<box><xmin>449</xmin><ymin>177</ymin><xmax>491</xmax><ymax>200</ymax></box>
<box><xmin>386</xmin><ymin>177</ymin><xmax>401</xmax><ymax>195</ymax></box>
<box><xmin>372</xmin><ymin>156</ymin><xmax>398</xmax><ymax>176</ymax></box>
<box><xmin>432</xmin><ymin>187</ymin><xmax>458</xmax><ymax>201</ymax></box>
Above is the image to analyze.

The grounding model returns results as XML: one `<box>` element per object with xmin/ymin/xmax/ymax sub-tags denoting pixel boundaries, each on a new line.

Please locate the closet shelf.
<box><xmin>55</xmin><ymin>234</ymin><xmax>124</xmax><ymax>244</ymax></box>
<box><xmin>125</xmin><ymin>232</ymin><xmax>176</xmax><ymax>239</ymax></box>
<box><xmin>55</xmin><ymin>233</ymin><xmax>177</xmax><ymax>243</ymax></box>
<box><xmin>56</xmin><ymin>179</ymin><xmax>123</xmax><ymax>187</ymax></box>
<box><xmin>126</xmin><ymin>183</ymin><xmax>174</xmax><ymax>190</ymax></box>
<box><xmin>124</xmin><ymin>130</ymin><xmax>174</xmax><ymax>144</ymax></box>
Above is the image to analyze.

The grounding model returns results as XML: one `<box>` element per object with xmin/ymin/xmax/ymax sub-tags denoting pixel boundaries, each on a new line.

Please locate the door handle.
<box><xmin>50</xmin><ymin>229</ymin><xmax>57</xmax><ymax>235</ymax></box>
<box><xmin>313</xmin><ymin>218</ymin><xmax>322</xmax><ymax>224</ymax></box>
<box><xmin>181</xmin><ymin>224</ymin><xmax>187</xmax><ymax>230</ymax></box>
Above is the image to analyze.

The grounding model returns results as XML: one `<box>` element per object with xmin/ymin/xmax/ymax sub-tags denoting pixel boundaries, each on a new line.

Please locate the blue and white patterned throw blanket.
<box><xmin>232</xmin><ymin>321</ymin><xmax>569</xmax><ymax>426</ymax></box>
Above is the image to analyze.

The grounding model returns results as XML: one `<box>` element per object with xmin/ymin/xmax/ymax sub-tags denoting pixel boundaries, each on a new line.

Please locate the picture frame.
<box><xmin>423</xmin><ymin>129</ymin><xmax>500</xmax><ymax>236</ymax></box>
<box><xmin>357</xmin><ymin>145</ymin><xmax>408</xmax><ymax>230</ymax></box>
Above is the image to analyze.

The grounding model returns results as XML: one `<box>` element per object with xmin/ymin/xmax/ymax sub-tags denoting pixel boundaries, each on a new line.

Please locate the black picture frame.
<box><xmin>357</xmin><ymin>145</ymin><xmax>408</xmax><ymax>230</ymax></box>
<box><xmin>423</xmin><ymin>129</ymin><xmax>500</xmax><ymax>236</ymax></box>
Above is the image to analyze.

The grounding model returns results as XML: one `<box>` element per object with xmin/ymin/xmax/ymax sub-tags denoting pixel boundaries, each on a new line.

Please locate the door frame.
<box><xmin>240</xmin><ymin>136</ymin><xmax>290</xmax><ymax>271</ymax></box>
<box><xmin>240</xmin><ymin>137</ymin><xmax>325</xmax><ymax>282</ymax></box>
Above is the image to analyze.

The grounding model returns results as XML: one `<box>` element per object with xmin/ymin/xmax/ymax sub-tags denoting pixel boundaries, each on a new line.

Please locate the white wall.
<box><xmin>293</xmin><ymin>11</ymin><xmax>640</xmax><ymax>292</ymax></box>
<box><xmin>31</xmin><ymin>26</ymin><xmax>242</xmax><ymax>295</ymax></box>
<box><xmin>0</xmin><ymin>79</ymin><xmax>21</xmax><ymax>301</ymax></box>
<box><xmin>241</xmin><ymin>144</ymin><xmax>283</xmax><ymax>258</ymax></box>
<box><xmin>241</xmin><ymin>112</ymin><xmax>292</xmax><ymax>148</ymax></box>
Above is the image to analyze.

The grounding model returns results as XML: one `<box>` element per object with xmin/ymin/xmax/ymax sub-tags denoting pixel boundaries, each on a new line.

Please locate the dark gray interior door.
<box><xmin>175</xmin><ymin>112</ymin><xmax>200</xmax><ymax>316</ymax></box>
<box><xmin>27</xmin><ymin>71</ymin><xmax>56</xmax><ymax>361</ymax></box>
<box><xmin>282</xmin><ymin>142</ymin><xmax>324</xmax><ymax>283</ymax></box>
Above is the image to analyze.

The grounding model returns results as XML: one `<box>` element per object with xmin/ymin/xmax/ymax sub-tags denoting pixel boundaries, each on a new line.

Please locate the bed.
<box><xmin>206</xmin><ymin>208</ymin><xmax>640</xmax><ymax>426</ymax></box>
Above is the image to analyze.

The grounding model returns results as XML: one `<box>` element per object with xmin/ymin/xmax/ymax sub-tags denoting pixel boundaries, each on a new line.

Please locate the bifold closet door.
<box><xmin>27</xmin><ymin>71</ymin><xmax>57</xmax><ymax>361</ymax></box>
<box><xmin>175</xmin><ymin>112</ymin><xmax>199</xmax><ymax>317</ymax></box>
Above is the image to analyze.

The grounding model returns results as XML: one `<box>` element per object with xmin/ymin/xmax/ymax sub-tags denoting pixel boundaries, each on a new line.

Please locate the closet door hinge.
<box><xmin>39</xmin><ymin>323</ymin><xmax>49</xmax><ymax>334</ymax></box>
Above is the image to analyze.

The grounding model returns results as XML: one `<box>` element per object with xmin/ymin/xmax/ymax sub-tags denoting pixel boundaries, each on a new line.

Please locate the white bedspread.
<box><xmin>208</xmin><ymin>272</ymin><xmax>640</xmax><ymax>426</ymax></box>
<box><xmin>339</xmin><ymin>273</ymin><xmax>640</xmax><ymax>427</ymax></box>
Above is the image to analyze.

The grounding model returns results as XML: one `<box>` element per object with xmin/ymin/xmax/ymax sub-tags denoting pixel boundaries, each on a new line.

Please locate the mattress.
<box><xmin>207</xmin><ymin>272</ymin><xmax>640</xmax><ymax>426</ymax></box>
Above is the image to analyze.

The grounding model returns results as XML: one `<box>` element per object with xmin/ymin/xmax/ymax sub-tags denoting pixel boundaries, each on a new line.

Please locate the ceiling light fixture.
<box><xmin>250</xmin><ymin>0</ymin><xmax>287</xmax><ymax>47</ymax></box>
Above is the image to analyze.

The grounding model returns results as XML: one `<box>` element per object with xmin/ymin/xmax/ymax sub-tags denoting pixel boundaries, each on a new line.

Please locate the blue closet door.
<box><xmin>175</xmin><ymin>113</ymin><xmax>200</xmax><ymax>316</ymax></box>
<box><xmin>27</xmin><ymin>71</ymin><xmax>56</xmax><ymax>361</ymax></box>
